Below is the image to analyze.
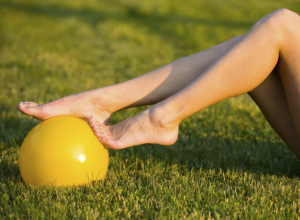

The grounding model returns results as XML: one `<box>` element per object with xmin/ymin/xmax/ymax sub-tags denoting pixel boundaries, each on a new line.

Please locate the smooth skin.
<box><xmin>19</xmin><ymin>9</ymin><xmax>300</xmax><ymax>158</ymax></box>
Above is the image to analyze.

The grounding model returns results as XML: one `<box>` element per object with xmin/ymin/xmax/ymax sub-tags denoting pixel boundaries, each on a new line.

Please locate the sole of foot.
<box><xmin>89</xmin><ymin>109</ymin><xmax>179</xmax><ymax>150</ymax></box>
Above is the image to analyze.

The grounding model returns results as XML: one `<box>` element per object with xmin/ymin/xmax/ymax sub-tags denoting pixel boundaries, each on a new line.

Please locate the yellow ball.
<box><xmin>19</xmin><ymin>116</ymin><xmax>109</xmax><ymax>186</ymax></box>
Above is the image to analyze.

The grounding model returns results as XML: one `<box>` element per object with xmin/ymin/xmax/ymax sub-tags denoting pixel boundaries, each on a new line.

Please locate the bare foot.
<box><xmin>89</xmin><ymin>108</ymin><xmax>179</xmax><ymax>149</ymax></box>
<box><xmin>18</xmin><ymin>90</ymin><xmax>115</xmax><ymax>124</ymax></box>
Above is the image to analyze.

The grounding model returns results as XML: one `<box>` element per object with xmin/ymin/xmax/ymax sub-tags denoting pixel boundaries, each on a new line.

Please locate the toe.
<box><xmin>94</xmin><ymin>131</ymin><xmax>106</xmax><ymax>138</ymax></box>
<box><xmin>18</xmin><ymin>102</ymin><xmax>50</xmax><ymax>120</ymax></box>
<box><xmin>89</xmin><ymin>116</ymin><xmax>106</xmax><ymax>129</ymax></box>
<box><xmin>21</xmin><ymin>102</ymin><xmax>39</xmax><ymax>107</ymax></box>
<box><xmin>18</xmin><ymin>102</ymin><xmax>39</xmax><ymax>115</ymax></box>
<box><xmin>18</xmin><ymin>102</ymin><xmax>37</xmax><ymax>111</ymax></box>
<box><xmin>91</xmin><ymin>123</ymin><xmax>107</xmax><ymax>138</ymax></box>
<box><xmin>88</xmin><ymin>117</ymin><xmax>116</xmax><ymax>142</ymax></box>
<box><xmin>94</xmin><ymin>120</ymin><xmax>103</xmax><ymax>126</ymax></box>
<box><xmin>88</xmin><ymin>116</ymin><xmax>95</xmax><ymax>126</ymax></box>
<box><xmin>92</xmin><ymin>125</ymin><xmax>104</xmax><ymax>132</ymax></box>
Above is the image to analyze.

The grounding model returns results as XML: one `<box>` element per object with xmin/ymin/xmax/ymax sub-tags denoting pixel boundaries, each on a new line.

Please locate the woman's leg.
<box><xmin>92</xmin><ymin>9</ymin><xmax>300</xmax><ymax>153</ymax></box>
<box><xmin>19</xmin><ymin>8</ymin><xmax>300</xmax><ymax>157</ymax></box>
<box><xmin>18</xmin><ymin>36</ymin><xmax>241</xmax><ymax>124</ymax></box>
<box><xmin>249</xmin><ymin>70</ymin><xmax>300</xmax><ymax>158</ymax></box>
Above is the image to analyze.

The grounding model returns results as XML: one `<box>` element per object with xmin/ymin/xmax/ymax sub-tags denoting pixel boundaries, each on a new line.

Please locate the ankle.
<box><xmin>93</xmin><ymin>88</ymin><xmax>118</xmax><ymax>114</ymax></box>
<box><xmin>148</xmin><ymin>104</ymin><xmax>180</xmax><ymax>129</ymax></box>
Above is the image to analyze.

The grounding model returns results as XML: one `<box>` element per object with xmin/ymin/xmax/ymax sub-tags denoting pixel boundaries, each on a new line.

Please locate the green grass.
<box><xmin>1</xmin><ymin>0</ymin><xmax>300</xmax><ymax>219</ymax></box>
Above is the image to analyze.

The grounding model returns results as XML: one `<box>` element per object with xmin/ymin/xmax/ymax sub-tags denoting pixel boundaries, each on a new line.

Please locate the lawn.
<box><xmin>1</xmin><ymin>0</ymin><xmax>300</xmax><ymax>219</ymax></box>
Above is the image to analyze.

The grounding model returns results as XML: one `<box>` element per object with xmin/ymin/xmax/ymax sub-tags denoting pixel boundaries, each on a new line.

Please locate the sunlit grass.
<box><xmin>1</xmin><ymin>0</ymin><xmax>300</xmax><ymax>219</ymax></box>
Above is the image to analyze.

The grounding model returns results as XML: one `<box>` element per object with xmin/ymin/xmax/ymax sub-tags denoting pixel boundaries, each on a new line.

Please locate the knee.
<box><xmin>265</xmin><ymin>9</ymin><xmax>300</xmax><ymax>35</ymax></box>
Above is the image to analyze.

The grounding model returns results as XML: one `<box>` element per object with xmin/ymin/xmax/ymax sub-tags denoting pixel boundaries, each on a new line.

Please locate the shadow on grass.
<box><xmin>112</xmin><ymin>135</ymin><xmax>300</xmax><ymax>180</ymax></box>
<box><xmin>0</xmin><ymin>112</ymin><xmax>39</xmax><ymax>181</ymax></box>
<box><xmin>0</xmin><ymin>1</ymin><xmax>253</xmax><ymax>48</ymax></box>
<box><xmin>109</xmin><ymin>107</ymin><xmax>300</xmax><ymax>179</ymax></box>
<box><xmin>0</xmin><ymin>61</ymin><xmax>28</xmax><ymax>70</ymax></box>
<box><xmin>1</xmin><ymin>109</ymin><xmax>38</xmax><ymax>146</ymax></box>
<box><xmin>1</xmin><ymin>113</ymin><xmax>299</xmax><ymax>184</ymax></box>
<box><xmin>0</xmin><ymin>1</ymin><xmax>254</xmax><ymax>27</ymax></box>
<box><xmin>2</xmin><ymin>1</ymin><xmax>300</xmax><ymax>188</ymax></box>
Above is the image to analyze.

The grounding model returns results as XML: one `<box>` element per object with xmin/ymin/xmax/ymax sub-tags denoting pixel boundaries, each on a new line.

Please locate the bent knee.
<box><xmin>266</xmin><ymin>9</ymin><xmax>300</xmax><ymax>33</ymax></box>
